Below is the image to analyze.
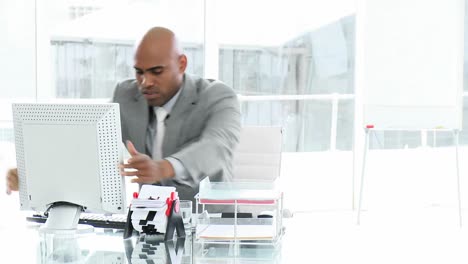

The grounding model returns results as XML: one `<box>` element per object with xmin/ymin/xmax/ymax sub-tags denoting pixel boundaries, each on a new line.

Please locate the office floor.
<box><xmin>280</xmin><ymin>147</ymin><xmax>468</xmax><ymax>264</ymax></box>
<box><xmin>280</xmin><ymin>147</ymin><xmax>468</xmax><ymax>213</ymax></box>
<box><xmin>282</xmin><ymin>208</ymin><xmax>468</xmax><ymax>264</ymax></box>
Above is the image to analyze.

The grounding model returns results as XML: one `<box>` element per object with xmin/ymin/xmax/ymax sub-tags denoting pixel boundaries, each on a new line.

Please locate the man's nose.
<box><xmin>141</xmin><ymin>73</ymin><xmax>155</xmax><ymax>87</ymax></box>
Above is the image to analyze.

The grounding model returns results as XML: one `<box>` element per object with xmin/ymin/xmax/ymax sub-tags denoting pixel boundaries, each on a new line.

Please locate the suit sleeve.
<box><xmin>111</xmin><ymin>80</ymin><xmax>124</xmax><ymax>103</ymax></box>
<box><xmin>169</xmin><ymin>84</ymin><xmax>241</xmax><ymax>185</ymax></box>
<box><xmin>111</xmin><ymin>80</ymin><xmax>131</xmax><ymax>146</ymax></box>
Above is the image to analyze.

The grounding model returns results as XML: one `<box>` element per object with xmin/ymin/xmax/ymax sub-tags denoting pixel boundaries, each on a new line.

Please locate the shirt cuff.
<box><xmin>165</xmin><ymin>157</ymin><xmax>193</xmax><ymax>185</ymax></box>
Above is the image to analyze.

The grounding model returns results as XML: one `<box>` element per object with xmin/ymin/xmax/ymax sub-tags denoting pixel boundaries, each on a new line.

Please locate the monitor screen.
<box><xmin>13</xmin><ymin>103</ymin><xmax>127</xmax><ymax>230</ymax></box>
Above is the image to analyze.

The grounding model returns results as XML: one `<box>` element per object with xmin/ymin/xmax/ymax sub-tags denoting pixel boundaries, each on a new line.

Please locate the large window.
<box><xmin>3</xmin><ymin>0</ymin><xmax>468</xmax><ymax>152</ymax></box>
<box><xmin>34</xmin><ymin>0</ymin><xmax>359</xmax><ymax>152</ymax></box>
<box><xmin>3</xmin><ymin>1</ymin><xmax>468</xmax><ymax>151</ymax></box>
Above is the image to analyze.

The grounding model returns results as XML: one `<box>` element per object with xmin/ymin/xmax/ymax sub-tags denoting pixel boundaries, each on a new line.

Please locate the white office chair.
<box><xmin>231</xmin><ymin>126</ymin><xmax>288</xmax><ymax>217</ymax></box>
<box><xmin>232</xmin><ymin>126</ymin><xmax>283</xmax><ymax>182</ymax></box>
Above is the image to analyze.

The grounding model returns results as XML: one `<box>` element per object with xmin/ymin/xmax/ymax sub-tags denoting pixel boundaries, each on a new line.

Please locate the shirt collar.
<box><xmin>154</xmin><ymin>83</ymin><xmax>183</xmax><ymax>115</ymax></box>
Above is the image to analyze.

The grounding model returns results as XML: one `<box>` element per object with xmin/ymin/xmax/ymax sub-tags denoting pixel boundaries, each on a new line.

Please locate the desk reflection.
<box><xmin>124</xmin><ymin>234</ymin><xmax>191</xmax><ymax>264</ymax></box>
<box><xmin>37</xmin><ymin>230</ymin><xmax>281</xmax><ymax>264</ymax></box>
<box><xmin>193</xmin><ymin>242</ymin><xmax>281</xmax><ymax>264</ymax></box>
<box><xmin>38</xmin><ymin>231</ymin><xmax>191</xmax><ymax>264</ymax></box>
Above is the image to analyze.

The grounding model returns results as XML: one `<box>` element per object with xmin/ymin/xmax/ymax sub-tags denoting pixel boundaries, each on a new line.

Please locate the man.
<box><xmin>6</xmin><ymin>27</ymin><xmax>241</xmax><ymax>203</ymax></box>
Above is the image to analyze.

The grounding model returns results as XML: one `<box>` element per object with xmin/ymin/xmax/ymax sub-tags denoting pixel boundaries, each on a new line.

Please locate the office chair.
<box><xmin>232</xmin><ymin>126</ymin><xmax>283</xmax><ymax>182</ymax></box>
<box><xmin>231</xmin><ymin>126</ymin><xmax>288</xmax><ymax>217</ymax></box>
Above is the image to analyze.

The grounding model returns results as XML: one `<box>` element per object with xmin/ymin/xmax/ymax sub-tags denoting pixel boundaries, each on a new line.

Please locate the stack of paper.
<box><xmin>196</xmin><ymin>224</ymin><xmax>275</xmax><ymax>240</ymax></box>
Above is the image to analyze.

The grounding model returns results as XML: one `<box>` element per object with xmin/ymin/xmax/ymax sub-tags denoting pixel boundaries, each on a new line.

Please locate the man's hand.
<box><xmin>6</xmin><ymin>168</ymin><xmax>18</xmax><ymax>195</ymax></box>
<box><xmin>120</xmin><ymin>140</ymin><xmax>175</xmax><ymax>184</ymax></box>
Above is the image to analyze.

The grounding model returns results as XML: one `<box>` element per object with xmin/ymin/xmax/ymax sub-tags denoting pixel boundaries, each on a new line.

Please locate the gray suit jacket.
<box><xmin>112</xmin><ymin>74</ymin><xmax>241</xmax><ymax>202</ymax></box>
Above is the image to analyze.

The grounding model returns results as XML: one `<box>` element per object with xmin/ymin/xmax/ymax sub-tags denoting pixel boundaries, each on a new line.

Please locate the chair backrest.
<box><xmin>232</xmin><ymin>126</ymin><xmax>283</xmax><ymax>182</ymax></box>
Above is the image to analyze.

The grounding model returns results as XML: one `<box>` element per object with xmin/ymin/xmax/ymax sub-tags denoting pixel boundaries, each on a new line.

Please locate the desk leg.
<box><xmin>454</xmin><ymin>130</ymin><xmax>462</xmax><ymax>227</ymax></box>
<box><xmin>357</xmin><ymin>128</ymin><xmax>370</xmax><ymax>225</ymax></box>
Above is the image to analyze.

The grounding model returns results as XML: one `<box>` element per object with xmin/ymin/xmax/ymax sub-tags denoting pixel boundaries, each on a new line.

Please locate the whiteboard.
<box><xmin>356</xmin><ymin>0</ymin><xmax>464</xmax><ymax>130</ymax></box>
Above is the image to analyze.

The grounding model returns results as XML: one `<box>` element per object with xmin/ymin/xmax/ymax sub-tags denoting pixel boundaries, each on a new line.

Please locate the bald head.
<box><xmin>133</xmin><ymin>27</ymin><xmax>187</xmax><ymax>106</ymax></box>
<box><xmin>136</xmin><ymin>27</ymin><xmax>183</xmax><ymax>60</ymax></box>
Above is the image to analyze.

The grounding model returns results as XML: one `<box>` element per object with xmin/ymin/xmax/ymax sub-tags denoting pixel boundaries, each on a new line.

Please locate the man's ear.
<box><xmin>178</xmin><ymin>54</ymin><xmax>187</xmax><ymax>73</ymax></box>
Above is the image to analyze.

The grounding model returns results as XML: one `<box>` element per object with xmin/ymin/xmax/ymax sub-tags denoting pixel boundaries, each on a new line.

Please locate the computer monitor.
<box><xmin>12</xmin><ymin>103</ymin><xmax>127</xmax><ymax>231</ymax></box>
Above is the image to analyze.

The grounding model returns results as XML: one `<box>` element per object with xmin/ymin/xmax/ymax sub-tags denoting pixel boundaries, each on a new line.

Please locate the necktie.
<box><xmin>145</xmin><ymin>108</ymin><xmax>155</xmax><ymax>156</ymax></box>
<box><xmin>152</xmin><ymin>107</ymin><xmax>168</xmax><ymax>160</ymax></box>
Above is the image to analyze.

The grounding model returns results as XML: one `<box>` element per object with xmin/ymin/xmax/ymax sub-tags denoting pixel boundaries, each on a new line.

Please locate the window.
<box><xmin>215</xmin><ymin>0</ymin><xmax>356</xmax><ymax>151</ymax></box>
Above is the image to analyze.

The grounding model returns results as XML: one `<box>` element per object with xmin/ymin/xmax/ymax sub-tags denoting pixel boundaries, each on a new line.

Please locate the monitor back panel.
<box><xmin>13</xmin><ymin>103</ymin><xmax>126</xmax><ymax>214</ymax></box>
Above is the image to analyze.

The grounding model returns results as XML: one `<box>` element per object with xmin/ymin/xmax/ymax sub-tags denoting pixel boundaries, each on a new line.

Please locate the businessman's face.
<box><xmin>134</xmin><ymin>36</ymin><xmax>187</xmax><ymax>107</ymax></box>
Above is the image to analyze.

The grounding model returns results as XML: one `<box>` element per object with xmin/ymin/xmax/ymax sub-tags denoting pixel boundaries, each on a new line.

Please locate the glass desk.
<box><xmin>1</xmin><ymin>215</ymin><xmax>308</xmax><ymax>263</ymax></box>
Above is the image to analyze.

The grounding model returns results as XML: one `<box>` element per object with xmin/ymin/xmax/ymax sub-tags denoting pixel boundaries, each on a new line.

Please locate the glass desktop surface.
<box><xmin>1</xmin><ymin>216</ymin><xmax>310</xmax><ymax>264</ymax></box>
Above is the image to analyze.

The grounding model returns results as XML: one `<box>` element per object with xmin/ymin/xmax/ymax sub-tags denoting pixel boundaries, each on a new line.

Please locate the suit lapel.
<box><xmin>129</xmin><ymin>89</ymin><xmax>149</xmax><ymax>153</ymax></box>
<box><xmin>163</xmin><ymin>74</ymin><xmax>199</xmax><ymax>155</ymax></box>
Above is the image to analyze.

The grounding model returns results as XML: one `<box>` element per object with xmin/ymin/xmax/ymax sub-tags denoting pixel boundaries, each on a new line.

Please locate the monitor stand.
<box><xmin>39</xmin><ymin>203</ymin><xmax>93</xmax><ymax>234</ymax></box>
